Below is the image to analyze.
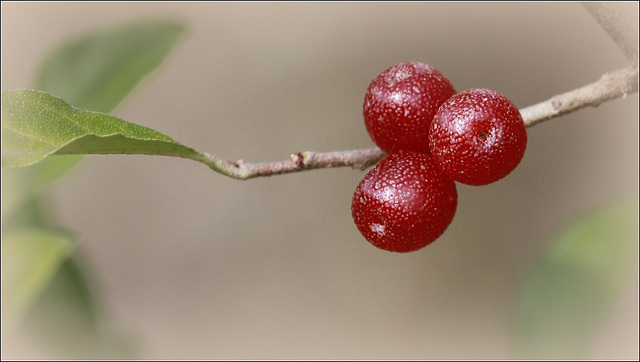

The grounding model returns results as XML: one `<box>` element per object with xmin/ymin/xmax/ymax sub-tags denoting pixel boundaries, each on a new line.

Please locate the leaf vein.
<box><xmin>0</xmin><ymin>124</ymin><xmax>58</xmax><ymax>147</ymax></box>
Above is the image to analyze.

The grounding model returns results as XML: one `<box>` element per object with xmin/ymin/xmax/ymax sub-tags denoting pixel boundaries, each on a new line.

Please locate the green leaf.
<box><xmin>6</xmin><ymin>18</ymin><xmax>188</xmax><ymax>186</ymax></box>
<box><xmin>35</xmin><ymin>18</ymin><xmax>186</xmax><ymax>113</ymax></box>
<box><xmin>512</xmin><ymin>201</ymin><xmax>638</xmax><ymax>359</ymax></box>
<box><xmin>1</xmin><ymin>228</ymin><xmax>75</xmax><ymax>330</ymax></box>
<box><xmin>2</xmin><ymin>18</ymin><xmax>186</xmax><ymax>217</ymax></box>
<box><xmin>2</xmin><ymin>89</ymin><xmax>207</xmax><ymax>168</ymax></box>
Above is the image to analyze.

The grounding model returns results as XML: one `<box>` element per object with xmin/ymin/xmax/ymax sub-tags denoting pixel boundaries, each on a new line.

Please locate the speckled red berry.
<box><xmin>363</xmin><ymin>62</ymin><xmax>457</xmax><ymax>154</ymax></box>
<box><xmin>351</xmin><ymin>151</ymin><xmax>457</xmax><ymax>253</ymax></box>
<box><xmin>429</xmin><ymin>88</ymin><xmax>527</xmax><ymax>186</ymax></box>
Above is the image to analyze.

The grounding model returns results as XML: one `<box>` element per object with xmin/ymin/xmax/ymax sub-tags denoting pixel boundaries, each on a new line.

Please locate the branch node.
<box><xmin>290</xmin><ymin>152</ymin><xmax>305</xmax><ymax>168</ymax></box>
<box><xmin>224</xmin><ymin>159</ymin><xmax>240</xmax><ymax>168</ymax></box>
<box><xmin>551</xmin><ymin>97</ymin><xmax>563</xmax><ymax>111</ymax></box>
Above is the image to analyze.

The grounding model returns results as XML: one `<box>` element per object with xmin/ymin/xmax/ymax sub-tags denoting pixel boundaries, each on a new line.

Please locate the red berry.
<box><xmin>351</xmin><ymin>151</ymin><xmax>457</xmax><ymax>253</ymax></box>
<box><xmin>363</xmin><ymin>62</ymin><xmax>457</xmax><ymax>154</ymax></box>
<box><xmin>429</xmin><ymin>88</ymin><xmax>527</xmax><ymax>186</ymax></box>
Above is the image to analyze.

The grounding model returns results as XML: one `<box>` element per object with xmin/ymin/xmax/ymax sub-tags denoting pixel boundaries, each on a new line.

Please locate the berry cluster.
<box><xmin>353</xmin><ymin>62</ymin><xmax>527</xmax><ymax>253</ymax></box>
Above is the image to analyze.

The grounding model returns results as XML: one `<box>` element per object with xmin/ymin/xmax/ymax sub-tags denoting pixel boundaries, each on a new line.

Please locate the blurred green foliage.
<box><xmin>2</xmin><ymin>18</ymin><xmax>186</xmax><ymax>358</ymax></box>
<box><xmin>512</xmin><ymin>201</ymin><xmax>638</xmax><ymax>359</ymax></box>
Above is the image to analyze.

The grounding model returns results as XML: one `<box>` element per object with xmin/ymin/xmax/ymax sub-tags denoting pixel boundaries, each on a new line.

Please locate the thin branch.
<box><xmin>200</xmin><ymin>66</ymin><xmax>638</xmax><ymax>180</ymax></box>
<box><xmin>521</xmin><ymin>66</ymin><xmax>638</xmax><ymax>127</ymax></box>
<box><xmin>241</xmin><ymin>148</ymin><xmax>385</xmax><ymax>178</ymax></box>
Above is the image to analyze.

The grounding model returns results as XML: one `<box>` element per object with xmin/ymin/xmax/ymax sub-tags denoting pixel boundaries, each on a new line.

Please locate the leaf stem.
<box><xmin>198</xmin><ymin>66</ymin><xmax>637</xmax><ymax>180</ymax></box>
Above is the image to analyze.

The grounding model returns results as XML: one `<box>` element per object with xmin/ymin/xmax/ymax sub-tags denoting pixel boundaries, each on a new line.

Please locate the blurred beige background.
<box><xmin>2</xmin><ymin>2</ymin><xmax>638</xmax><ymax>359</ymax></box>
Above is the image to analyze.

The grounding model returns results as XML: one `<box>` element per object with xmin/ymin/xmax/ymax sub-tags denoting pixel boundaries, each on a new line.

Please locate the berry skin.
<box><xmin>429</xmin><ymin>88</ymin><xmax>527</xmax><ymax>186</ymax></box>
<box><xmin>351</xmin><ymin>151</ymin><xmax>458</xmax><ymax>253</ymax></box>
<box><xmin>363</xmin><ymin>62</ymin><xmax>457</xmax><ymax>154</ymax></box>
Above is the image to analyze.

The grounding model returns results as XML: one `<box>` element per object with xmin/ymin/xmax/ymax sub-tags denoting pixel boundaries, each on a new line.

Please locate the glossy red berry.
<box><xmin>429</xmin><ymin>88</ymin><xmax>527</xmax><ymax>186</ymax></box>
<box><xmin>363</xmin><ymin>62</ymin><xmax>457</xmax><ymax>154</ymax></box>
<box><xmin>351</xmin><ymin>151</ymin><xmax>458</xmax><ymax>253</ymax></box>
